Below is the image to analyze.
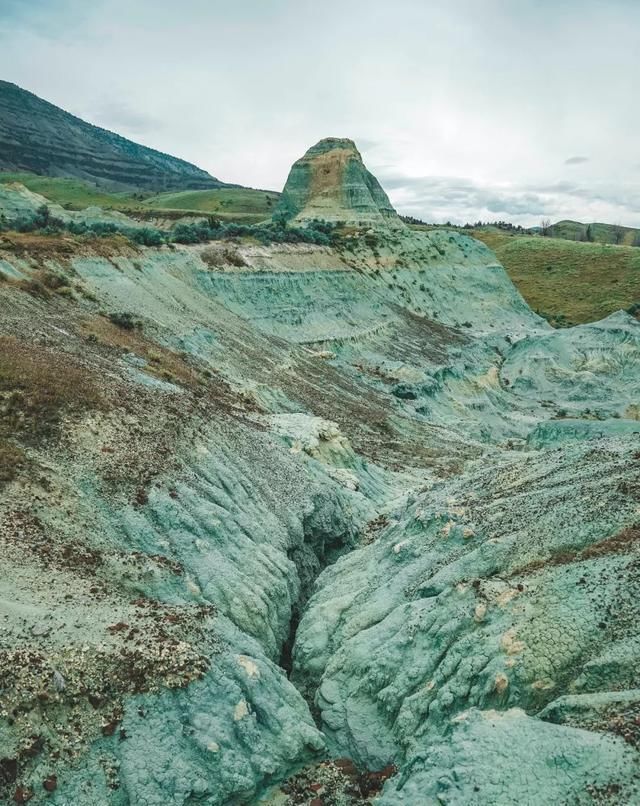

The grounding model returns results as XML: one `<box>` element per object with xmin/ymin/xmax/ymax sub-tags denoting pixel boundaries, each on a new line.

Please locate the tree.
<box><xmin>586</xmin><ymin>224</ymin><xmax>593</xmax><ymax>242</ymax></box>
<box><xmin>35</xmin><ymin>204</ymin><xmax>51</xmax><ymax>227</ymax></box>
<box><xmin>541</xmin><ymin>218</ymin><xmax>553</xmax><ymax>237</ymax></box>
<box><xmin>612</xmin><ymin>223</ymin><xmax>625</xmax><ymax>245</ymax></box>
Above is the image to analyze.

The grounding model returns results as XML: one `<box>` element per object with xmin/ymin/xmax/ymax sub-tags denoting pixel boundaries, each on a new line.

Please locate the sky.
<box><xmin>1</xmin><ymin>0</ymin><xmax>639</xmax><ymax>226</ymax></box>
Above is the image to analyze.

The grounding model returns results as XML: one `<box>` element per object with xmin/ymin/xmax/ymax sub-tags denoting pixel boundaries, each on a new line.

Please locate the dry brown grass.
<box><xmin>0</xmin><ymin>232</ymin><xmax>135</xmax><ymax>260</ymax></box>
<box><xmin>472</xmin><ymin>231</ymin><xmax>640</xmax><ymax>325</ymax></box>
<box><xmin>0</xmin><ymin>439</ymin><xmax>26</xmax><ymax>484</ymax></box>
<box><xmin>79</xmin><ymin>315</ymin><xmax>202</xmax><ymax>389</ymax></box>
<box><xmin>0</xmin><ymin>335</ymin><xmax>104</xmax><ymax>442</ymax></box>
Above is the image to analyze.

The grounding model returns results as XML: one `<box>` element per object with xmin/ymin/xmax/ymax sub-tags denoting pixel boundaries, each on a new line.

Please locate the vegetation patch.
<box><xmin>0</xmin><ymin>173</ymin><xmax>279</xmax><ymax>223</ymax></box>
<box><xmin>0</xmin><ymin>335</ymin><xmax>104</xmax><ymax>443</ymax></box>
<box><xmin>106</xmin><ymin>311</ymin><xmax>140</xmax><ymax>331</ymax></box>
<box><xmin>0</xmin><ymin>203</ymin><xmax>339</xmax><ymax>249</ymax></box>
<box><xmin>0</xmin><ymin>438</ymin><xmax>26</xmax><ymax>485</ymax></box>
<box><xmin>143</xmin><ymin>186</ymin><xmax>280</xmax><ymax>222</ymax></box>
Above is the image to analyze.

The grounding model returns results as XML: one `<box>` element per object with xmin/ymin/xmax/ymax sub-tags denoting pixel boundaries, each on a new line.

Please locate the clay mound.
<box><xmin>274</xmin><ymin>137</ymin><xmax>404</xmax><ymax>228</ymax></box>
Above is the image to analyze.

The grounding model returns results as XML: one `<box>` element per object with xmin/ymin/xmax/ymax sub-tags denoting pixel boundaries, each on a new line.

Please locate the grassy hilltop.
<box><xmin>473</xmin><ymin>229</ymin><xmax>640</xmax><ymax>326</ymax></box>
<box><xmin>0</xmin><ymin>172</ymin><xmax>279</xmax><ymax>223</ymax></box>
<box><xmin>144</xmin><ymin>187</ymin><xmax>279</xmax><ymax>222</ymax></box>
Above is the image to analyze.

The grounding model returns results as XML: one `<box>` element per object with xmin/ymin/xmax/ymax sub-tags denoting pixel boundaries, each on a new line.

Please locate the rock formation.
<box><xmin>274</xmin><ymin>138</ymin><xmax>404</xmax><ymax>227</ymax></box>
<box><xmin>0</xmin><ymin>139</ymin><xmax>639</xmax><ymax>804</ymax></box>
<box><xmin>0</xmin><ymin>81</ymin><xmax>227</xmax><ymax>191</ymax></box>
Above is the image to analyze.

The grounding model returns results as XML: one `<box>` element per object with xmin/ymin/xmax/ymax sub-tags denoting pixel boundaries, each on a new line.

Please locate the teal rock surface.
<box><xmin>0</xmin><ymin>140</ymin><xmax>639</xmax><ymax>804</ymax></box>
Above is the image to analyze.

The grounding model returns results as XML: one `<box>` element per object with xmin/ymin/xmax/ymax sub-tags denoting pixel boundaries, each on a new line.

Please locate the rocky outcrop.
<box><xmin>0</xmin><ymin>81</ymin><xmax>226</xmax><ymax>191</ymax></box>
<box><xmin>274</xmin><ymin>138</ymin><xmax>404</xmax><ymax>227</ymax></box>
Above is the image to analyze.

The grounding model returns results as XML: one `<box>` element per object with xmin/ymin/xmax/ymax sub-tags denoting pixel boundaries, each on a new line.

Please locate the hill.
<box><xmin>551</xmin><ymin>219</ymin><xmax>640</xmax><ymax>246</ymax></box>
<box><xmin>473</xmin><ymin>229</ymin><xmax>640</xmax><ymax>325</ymax></box>
<box><xmin>144</xmin><ymin>186</ymin><xmax>280</xmax><ymax>223</ymax></box>
<box><xmin>0</xmin><ymin>81</ymin><xmax>227</xmax><ymax>192</ymax></box>
<box><xmin>0</xmin><ymin>171</ymin><xmax>278</xmax><ymax>223</ymax></box>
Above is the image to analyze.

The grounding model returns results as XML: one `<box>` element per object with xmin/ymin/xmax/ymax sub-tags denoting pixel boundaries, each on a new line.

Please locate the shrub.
<box><xmin>0</xmin><ymin>439</ymin><xmax>26</xmax><ymax>484</ymax></box>
<box><xmin>11</xmin><ymin>205</ymin><xmax>65</xmax><ymax>233</ymax></box>
<box><xmin>128</xmin><ymin>227</ymin><xmax>164</xmax><ymax>247</ymax></box>
<box><xmin>4</xmin><ymin>207</ymin><xmax>338</xmax><ymax>250</ymax></box>
<box><xmin>166</xmin><ymin>217</ymin><xmax>336</xmax><ymax>248</ymax></box>
<box><xmin>107</xmin><ymin>311</ymin><xmax>139</xmax><ymax>330</ymax></box>
<box><xmin>40</xmin><ymin>271</ymin><xmax>70</xmax><ymax>290</ymax></box>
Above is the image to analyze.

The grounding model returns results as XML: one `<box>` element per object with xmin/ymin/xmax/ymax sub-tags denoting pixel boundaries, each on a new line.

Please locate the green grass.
<box><xmin>143</xmin><ymin>187</ymin><xmax>280</xmax><ymax>222</ymax></box>
<box><xmin>0</xmin><ymin>172</ymin><xmax>148</xmax><ymax>211</ymax></box>
<box><xmin>473</xmin><ymin>230</ymin><xmax>640</xmax><ymax>325</ymax></box>
<box><xmin>551</xmin><ymin>220</ymin><xmax>640</xmax><ymax>246</ymax></box>
<box><xmin>0</xmin><ymin>171</ymin><xmax>279</xmax><ymax>223</ymax></box>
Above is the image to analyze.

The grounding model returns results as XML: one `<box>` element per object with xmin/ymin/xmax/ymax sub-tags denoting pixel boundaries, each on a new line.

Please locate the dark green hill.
<box><xmin>0</xmin><ymin>81</ymin><xmax>228</xmax><ymax>192</ymax></box>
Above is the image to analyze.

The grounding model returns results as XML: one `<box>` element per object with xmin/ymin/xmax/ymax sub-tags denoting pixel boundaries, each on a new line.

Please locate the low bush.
<box><xmin>0</xmin><ymin>204</ymin><xmax>338</xmax><ymax>249</ymax></box>
<box><xmin>107</xmin><ymin>311</ymin><xmax>140</xmax><ymax>330</ymax></box>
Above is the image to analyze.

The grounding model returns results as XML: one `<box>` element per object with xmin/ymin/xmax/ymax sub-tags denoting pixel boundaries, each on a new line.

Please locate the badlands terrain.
<box><xmin>0</xmin><ymin>129</ymin><xmax>639</xmax><ymax>806</ymax></box>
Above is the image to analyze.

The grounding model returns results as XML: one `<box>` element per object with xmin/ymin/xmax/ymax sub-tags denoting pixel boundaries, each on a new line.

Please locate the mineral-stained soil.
<box><xmin>0</xmin><ymin>147</ymin><xmax>639</xmax><ymax>805</ymax></box>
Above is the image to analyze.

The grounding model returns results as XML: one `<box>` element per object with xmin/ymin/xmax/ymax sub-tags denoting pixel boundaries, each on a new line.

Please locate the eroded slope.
<box><xmin>0</xmin><ymin>182</ymin><xmax>639</xmax><ymax>805</ymax></box>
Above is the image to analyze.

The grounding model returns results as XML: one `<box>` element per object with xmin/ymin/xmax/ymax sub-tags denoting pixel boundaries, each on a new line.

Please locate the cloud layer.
<box><xmin>1</xmin><ymin>0</ymin><xmax>639</xmax><ymax>226</ymax></box>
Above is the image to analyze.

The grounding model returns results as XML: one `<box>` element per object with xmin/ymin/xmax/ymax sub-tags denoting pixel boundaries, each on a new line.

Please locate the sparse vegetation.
<box><xmin>107</xmin><ymin>311</ymin><xmax>140</xmax><ymax>330</ymax></box>
<box><xmin>0</xmin><ymin>204</ymin><xmax>337</xmax><ymax>248</ymax></box>
<box><xmin>0</xmin><ymin>439</ymin><xmax>26</xmax><ymax>484</ymax></box>
<box><xmin>0</xmin><ymin>335</ymin><xmax>104</xmax><ymax>442</ymax></box>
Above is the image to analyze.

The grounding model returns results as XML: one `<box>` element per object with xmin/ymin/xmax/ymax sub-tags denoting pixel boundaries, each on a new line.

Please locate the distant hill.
<box><xmin>550</xmin><ymin>219</ymin><xmax>640</xmax><ymax>246</ymax></box>
<box><xmin>473</xmin><ymin>229</ymin><xmax>640</xmax><ymax>326</ymax></box>
<box><xmin>0</xmin><ymin>171</ymin><xmax>278</xmax><ymax>225</ymax></box>
<box><xmin>144</xmin><ymin>187</ymin><xmax>280</xmax><ymax>223</ymax></box>
<box><xmin>0</xmin><ymin>81</ymin><xmax>229</xmax><ymax>192</ymax></box>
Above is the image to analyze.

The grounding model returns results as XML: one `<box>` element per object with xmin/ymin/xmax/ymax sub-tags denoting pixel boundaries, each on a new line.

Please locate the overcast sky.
<box><xmin>1</xmin><ymin>0</ymin><xmax>639</xmax><ymax>225</ymax></box>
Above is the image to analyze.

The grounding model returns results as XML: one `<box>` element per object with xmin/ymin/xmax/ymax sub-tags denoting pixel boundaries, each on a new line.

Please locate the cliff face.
<box><xmin>274</xmin><ymin>138</ymin><xmax>404</xmax><ymax>227</ymax></box>
<box><xmin>0</xmin><ymin>81</ymin><xmax>225</xmax><ymax>191</ymax></box>
<box><xmin>0</xmin><ymin>141</ymin><xmax>640</xmax><ymax>805</ymax></box>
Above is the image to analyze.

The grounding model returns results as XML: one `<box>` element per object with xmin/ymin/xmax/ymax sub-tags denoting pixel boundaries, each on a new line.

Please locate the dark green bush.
<box><xmin>107</xmin><ymin>311</ymin><xmax>139</xmax><ymax>330</ymax></box>
<box><xmin>3</xmin><ymin>206</ymin><xmax>337</xmax><ymax>249</ymax></box>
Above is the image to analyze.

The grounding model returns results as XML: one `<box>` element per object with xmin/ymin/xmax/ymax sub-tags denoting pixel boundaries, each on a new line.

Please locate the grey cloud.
<box><xmin>526</xmin><ymin>181</ymin><xmax>579</xmax><ymax>193</ymax></box>
<box><xmin>90</xmin><ymin>100</ymin><xmax>160</xmax><ymax>136</ymax></box>
<box><xmin>1</xmin><ymin>0</ymin><xmax>639</xmax><ymax>225</ymax></box>
<box><xmin>354</xmin><ymin>138</ymin><xmax>382</xmax><ymax>151</ymax></box>
<box><xmin>381</xmin><ymin>173</ymin><xmax>548</xmax><ymax>219</ymax></box>
<box><xmin>379</xmin><ymin>171</ymin><xmax>640</xmax><ymax>225</ymax></box>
